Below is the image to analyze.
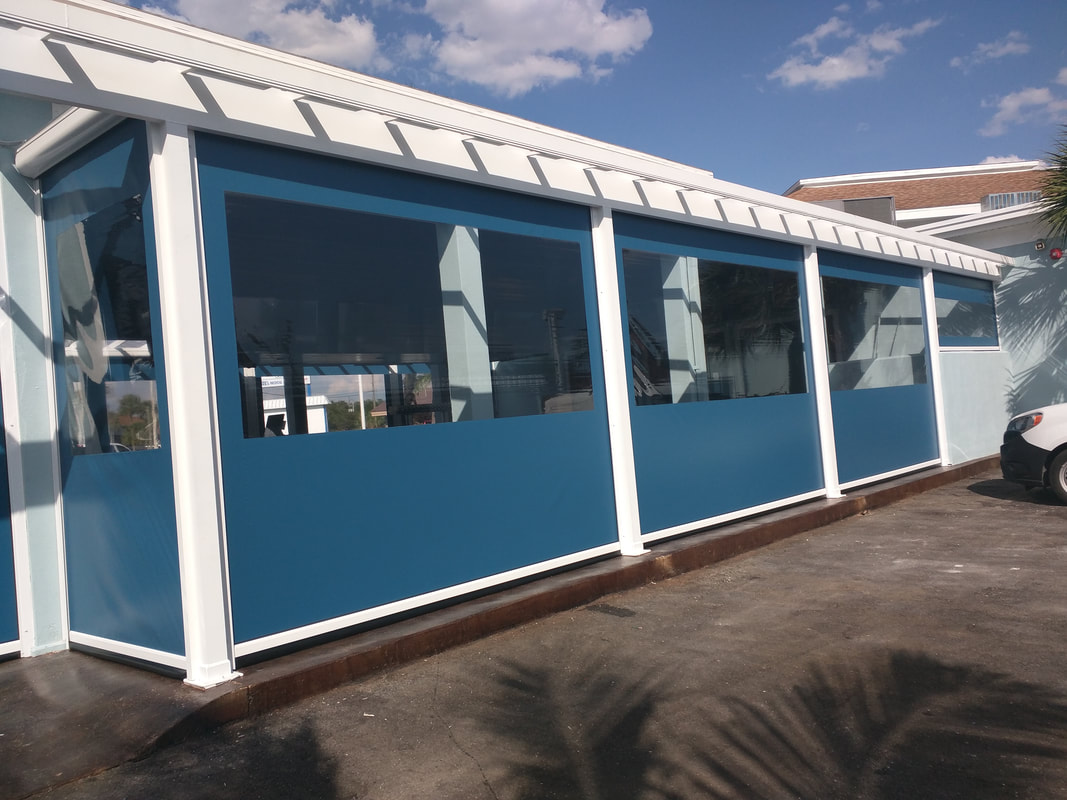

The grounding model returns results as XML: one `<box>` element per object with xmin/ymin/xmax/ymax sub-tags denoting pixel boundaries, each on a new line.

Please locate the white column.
<box><xmin>438</xmin><ymin>225</ymin><xmax>494</xmax><ymax>422</ymax></box>
<box><xmin>922</xmin><ymin>267</ymin><xmax>950</xmax><ymax>465</ymax></box>
<box><xmin>147</xmin><ymin>121</ymin><xmax>238</xmax><ymax>688</ymax></box>
<box><xmin>0</xmin><ymin>95</ymin><xmax>68</xmax><ymax>656</ymax></box>
<box><xmin>661</xmin><ymin>255</ymin><xmax>708</xmax><ymax>403</ymax></box>
<box><xmin>590</xmin><ymin>207</ymin><xmax>645</xmax><ymax>556</ymax></box>
<box><xmin>802</xmin><ymin>246</ymin><xmax>842</xmax><ymax>498</ymax></box>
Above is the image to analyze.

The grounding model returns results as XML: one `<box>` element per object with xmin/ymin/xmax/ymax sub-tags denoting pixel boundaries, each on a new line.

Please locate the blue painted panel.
<box><xmin>631</xmin><ymin>393</ymin><xmax>823</xmax><ymax>533</ymax></box>
<box><xmin>196</xmin><ymin>134</ymin><xmax>617</xmax><ymax>644</ymax></box>
<box><xmin>62</xmin><ymin>451</ymin><xmax>184</xmax><ymax>652</ymax></box>
<box><xmin>43</xmin><ymin>121</ymin><xmax>184</xmax><ymax>656</ymax></box>
<box><xmin>614</xmin><ymin>213</ymin><xmax>803</xmax><ymax>273</ymax></box>
<box><xmin>832</xmin><ymin>384</ymin><xmax>939</xmax><ymax>484</ymax></box>
<box><xmin>225</xmin><ymin>412</ymin><xmax>615</xmax><ymax>642</ymax></box>
<box><xmin>0</xmin><ymin>388</ymin><xmax>15</xmax><ymax>645</ymax></box>
<box><xmin>819</xmin><ymin>250</ymin><xmax>922</xmax><ymax>288</ymax></box>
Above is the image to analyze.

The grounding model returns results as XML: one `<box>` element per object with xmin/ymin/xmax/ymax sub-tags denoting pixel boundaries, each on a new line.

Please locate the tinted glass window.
<box><xmin>224</xmin><ymin>194</ymin><xmax>593</xmax><ymax>437</ymax></box>
<box><xmin>42</xmin><ymin>121</ymin><xmax>162</xmax><ymax>456</ymax></box>
<box><xmin>822</xmin><ymin>276</ymin><xmax>926</xmax><ymax>390</ymax></box>
<box><xmin>622</xmin><ymin>249</ymin><xmax>806</xmax><ymax>405</ymax></box>
<box><xmin>933</xmin><ymin>273</ymin><xmax>998</xmax><ymax>347</ymax></box>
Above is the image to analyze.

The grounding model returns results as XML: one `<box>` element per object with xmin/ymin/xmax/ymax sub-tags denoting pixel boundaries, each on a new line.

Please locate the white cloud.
<box><xmin>980</xmin><ymin>154</ymin><xmax>1024</xmax><ymax>164</ymax></box>
<box><xmin>769</xmin><ymin>16</ymin><xmax>939</xmax><ymax>89</ymax></box>
<box><xmin>980</xmin><ymin>84</ymin><xmax>1067</xmax><ymax>136</ymax></box>
<box><xmin>127</xmin><ymin>0</ymin><xmax>652</xmax><ymax>98</ymax></box>
<box><xmin>136</xmin><ymin>0</ymin><xmax>383</xmax><ymax>70</ymax></box>
<box><xmin>1057</xmin><ymin>67</ymin><xmax>1067</xmax><ymax>86</ymax></box>
<box><xmin>950</xmin><ymin>31</ymin><xmax>1029</xmax><ymax>71</ymax></box>
<box><xmin>866</xmin><ymin>0</ymin><xmax>883</xmax><ymax>12</ymax></box>
<box><xmin>420</xmin><ymin>0</ymin><xmax>653</xmax><ymax>97</ymax></box>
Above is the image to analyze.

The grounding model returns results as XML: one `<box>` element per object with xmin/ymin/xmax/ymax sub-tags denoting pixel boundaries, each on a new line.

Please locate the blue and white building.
<box><xmin>0</xmin><ymin>0</ymin><xmax>1010</xmax><ymax>687</ymax></box>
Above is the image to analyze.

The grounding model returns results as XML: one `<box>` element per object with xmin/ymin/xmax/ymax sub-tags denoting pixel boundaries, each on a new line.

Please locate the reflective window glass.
<box><xmin>223</xmin><ymin>194</ymin><xmax>593</xmax><ymax>437</ymax></box>
<box><xmin>42</xmin><ymin>122</ymin><xmax>161</xmax><ymax>455</ymax></box>
<box><xmin>932</xmin><ymin>273</ymin><xmax>998</xmax><ymax>347</ymax></box>
<box><xmin>822</xmin><ymin>276</ymin><xmax>927</xmax><ymax>390</ymax></box>
<box><xmin>622</xmin><ymin>249</ymin><xmax>806</xmax><ymax>405</ymax></box>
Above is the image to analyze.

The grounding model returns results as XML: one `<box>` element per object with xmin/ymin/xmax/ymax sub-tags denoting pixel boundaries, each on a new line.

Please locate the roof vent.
<box><xmin>981</xmin><ymin>191</ymin><xmax>1042</xmax><ymax>212</ymax></box>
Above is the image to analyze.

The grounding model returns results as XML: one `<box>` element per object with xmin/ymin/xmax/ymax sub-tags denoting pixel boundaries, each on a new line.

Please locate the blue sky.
<box><xmin>121</xmin><ymin>0</ymin><xmax>1067</xmax><ymax>193</ymax></box>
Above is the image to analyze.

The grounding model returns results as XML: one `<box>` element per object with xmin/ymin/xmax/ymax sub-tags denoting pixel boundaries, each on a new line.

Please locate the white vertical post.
<box><xmin>802</xmin><ymin>246</ymin><xmax>842</xmax><ymax>498</ymax></box>
<box><xmin>921</xmin><ymin>267</ymin><xmax>950</xmax><ymax>465</ymax></box>
<box><xmin>146</xmin><ymin>121</ymin><xmax>238</xmax><ymax>688</ymax></box>
<box><xmin>590</xmin><ymin>207</ymin><xmax>646</xmax><ymax>556</ymax></box>
<box><xmin>437</xmin><ymin>225</ymin><xmax>493</xmax><ymax>422</ymax></box>
<box><xmin>661</xmin><ymin>255</ymin><xmax>708</xmax><ymax>403</ymax></box>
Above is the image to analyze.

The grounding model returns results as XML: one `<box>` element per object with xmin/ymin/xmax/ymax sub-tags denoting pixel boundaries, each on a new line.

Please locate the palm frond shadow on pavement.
<box><xmin>476</xmin><ymin>656</ymin><xmax>671</xmax><ymax>800</ymax></box>
<box><xmin>674</xmin><ymin>650</ymin><xmax>1067</xmax><ymax>800</ymax></box>
<box><xmin>476</xmin><ymin>649</ymin><xmax>1067</xmax><ymax>800</ymax></box>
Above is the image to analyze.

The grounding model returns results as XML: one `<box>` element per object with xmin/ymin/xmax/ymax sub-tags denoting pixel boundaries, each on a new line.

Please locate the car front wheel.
<box><xmin>1048</xmin><ymin>450</ymin><xmax>1067</xmax><ymax>504</ymax></box>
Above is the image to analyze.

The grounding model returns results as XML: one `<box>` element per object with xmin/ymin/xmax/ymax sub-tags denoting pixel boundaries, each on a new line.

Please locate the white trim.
<box><xmin>922</xmin><ymin>268</ymin><xmax>950</xmax><ymax>466</ymax></box>
<box><xmin>803</xmin><ymin>246</ymin><xmax>841</xmax><ymax>498</ymax></box>
<box><xmin>838</xmin><ymin>459</ymin><xmax>941</xmax><ymax>492</ymax></box>
<box><xmin>14</xmin><ymin>107</ymin><xmax>121</xmax><ymax>178</ymax></box>
<box><xmin>69</xmin><ymin>630</ymin><xmax>186</xmax><ymax>671</ymax></box>
<box><xmin>233</xmin><ymin>541</ymin><xmax>622</xmax><ymax>658</ymax></box>
<box><xmin>896</xmin><ymin>204</ymin><xmax>981</xmax><ymax>223</ymax></box>
<box><xmin>147</xmin><ymin>121</ymin><xmax>238</xmax><ymax>689</ymax></box>
<box><xmin>0</xmin><ymin>639</ymin><xmax>19</xmax><ymax>657</ymax></box>
<box><xmin>0</xmin><ymin>1</ymin><xmax>1012</xmax><ymax>282</ymax></box>
<box><xmin>914</xmin><ymin>201</ymin><xmax>1042</xmax><ymax>237</ymax></box>
<box><xmin>639</xmin><ymin>490</ymin><xmax>829</xmax><ymax>545</ymax></box>
<box><xmin>939</xmin><ymin>345</ymin><xmax>1001</xmax><ymax>353</ymax></box>
<box><xmin>590</xmin><ymin>208</ymin><xmax>645</xmax><ymax>556</ymax></box>
<box><xmin>785</xmin><ymin>161</ymin><xmax>1044</xmax><ymax>195</ymax></box>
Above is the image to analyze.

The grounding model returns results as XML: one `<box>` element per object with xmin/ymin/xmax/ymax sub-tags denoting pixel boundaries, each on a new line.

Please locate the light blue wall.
<box><xmin>0</xmin><ymin>94</ymin><xmax>65</xmax><ymax>654</ymax></box>
<box><xmin>995</xmin><ymin>240</ymin><xmax>1067</xmax><ymax>414</ymax></box>
<box><xmin>939</xmin><ymin>350</ymin><xmax>1011</xmax><ymax>463</ymax></box>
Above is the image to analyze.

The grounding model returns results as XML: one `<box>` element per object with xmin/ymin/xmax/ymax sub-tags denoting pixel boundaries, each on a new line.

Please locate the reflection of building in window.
<box><xmin>822</xmin><ymin>277</ymin><xmax>927</xmax><ymax>391</ymax></box>
<box><xmin>623</xmin><ymin>248</ymin><xmax>806</xmax><ymax>405</ymax></box>
<box><xmin>225</xmin><ymin>195</ymin><xmax>594</xmax><ymax>439</ymax></box>
<box><xmin>48</xmin><ymin>148</ymin><xmax>161</xmax><ymax>456</ymax></box>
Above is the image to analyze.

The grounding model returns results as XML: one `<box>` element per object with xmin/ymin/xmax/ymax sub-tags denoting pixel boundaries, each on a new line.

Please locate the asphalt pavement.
<box><xmin>11</xmin><ymin>462</ymin><xmax>1067</xmax><ymax>799</ymax></box>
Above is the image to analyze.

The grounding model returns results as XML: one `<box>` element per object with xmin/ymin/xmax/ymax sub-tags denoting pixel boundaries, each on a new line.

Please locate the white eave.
<box><xmin>914</xmin><ymin>202</ymin><xmax>1044</xmax><ymax>238</ymax></box>
<box><xmin>0</xmin><ymin>0</ymin><xmax>1010</xmax><ymax>280</ymax></box>
<box><xmin>785</xmin><ymin>160</ymin><xmax>1046</xmax><ymax>195</ymax></box>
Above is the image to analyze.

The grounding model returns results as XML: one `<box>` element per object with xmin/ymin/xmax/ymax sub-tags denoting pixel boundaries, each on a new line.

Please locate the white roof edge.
<box><xmin>895</xmin><ymin>204</ymin><xmax>981</xmax><ymax>221</ymax></box>
<box><xmin>784</xmin><ymin>160</ymin><xmax>1046</xmax><ymax>195</ymax></box>
<box><xmin>0</xmin><ymin>0</ymin><xmax>1011</xmax><ymax>279</ymax></box>
<box><xmin>0</xmin><ymin>0</ymin><xmax>714</xmax><ymax>185</ymax></box>
<box><xmin>914</xmin><ymin>202</ymin><xmax>1044</xmax><ymax>237</ymax></box>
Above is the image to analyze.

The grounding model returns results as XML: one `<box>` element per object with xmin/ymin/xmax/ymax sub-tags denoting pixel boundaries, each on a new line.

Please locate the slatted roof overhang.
<box><xmin>0</xmin><ymin>0</ymin><xmax>1008</xmax><ymax>280</ymax></box>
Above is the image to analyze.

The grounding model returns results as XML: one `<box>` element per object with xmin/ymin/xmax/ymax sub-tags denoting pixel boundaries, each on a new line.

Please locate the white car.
<box><xmin>1001</xmin><ymin>402</ymin><xmax>1067</xmax><ymax>502</ymax></box>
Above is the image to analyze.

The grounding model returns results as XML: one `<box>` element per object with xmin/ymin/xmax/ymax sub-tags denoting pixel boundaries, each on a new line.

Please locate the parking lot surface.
<box><xmin>27</xmin><ymin>470</ymin><xmax>1067</xmax><ymax>799</ymax></box>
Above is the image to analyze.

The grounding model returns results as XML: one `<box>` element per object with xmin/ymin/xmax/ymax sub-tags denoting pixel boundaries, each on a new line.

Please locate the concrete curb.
<box><xmin>150</xmin><ymin>455</ymin><xmax>1001</xmax><ymax>755</ymax></box>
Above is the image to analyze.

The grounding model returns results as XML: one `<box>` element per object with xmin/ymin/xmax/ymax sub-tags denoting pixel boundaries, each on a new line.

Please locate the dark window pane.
<box><xmin>43</xmin><ymin>122</ymin><xmax>161</xmax><ymax>455</ymax></box>
<box><xmin>481</xmin><ymin>230</ymin><xmax>592</xmax><ymax>417</ymax></box>
<box><xmin>622</xmin><ymin>248</ymin><xmax>806</xmax><ymax>404</ymax></box>
<box><xmin>822</xmin><ymin>276</ymin><xmax>926</xmax><ymax>390</ymax></box>
<box><xmin>622</xmin><ymin>249</ymin><xmax>672</xmax><ymax>406</ymax></box>
<box><xmin>222</xmin><ymin>195</ymin><xmax>594</xmax><ymax>437</ymax></box>
<box><xmin>933</xmin><ymin>274</ymin><xmax>998</xmax><ymax>347</ymax></box>
<box><xmin>699</xmin><ymin>260</ymin><xmax>807</xmax><ymax>399</ymax></box>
